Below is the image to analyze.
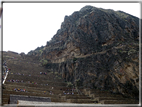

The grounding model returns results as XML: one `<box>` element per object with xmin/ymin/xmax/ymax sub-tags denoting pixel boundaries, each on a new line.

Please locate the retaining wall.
<box><xmin>10</xmin><ymin>95</ymin><xmax>51</xmax><ymax>104</ymax></box>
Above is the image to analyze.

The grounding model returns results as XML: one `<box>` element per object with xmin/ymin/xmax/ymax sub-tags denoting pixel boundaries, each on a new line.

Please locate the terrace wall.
<box><xmin>10</xmin><ymin>95</ymin><xmax>51</xmax><ymax>104</ymax></box>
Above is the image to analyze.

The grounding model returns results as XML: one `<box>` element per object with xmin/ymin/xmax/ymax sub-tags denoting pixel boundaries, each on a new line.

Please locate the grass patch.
<box><xmin>54</xmin><ymin>72</ymin><xmax>58</xmax><ymax>75</ymax></box>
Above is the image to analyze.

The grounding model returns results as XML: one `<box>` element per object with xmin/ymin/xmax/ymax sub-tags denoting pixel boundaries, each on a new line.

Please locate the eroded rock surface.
<box><xmin>27</xmin><ymin>5</ymin><xmax>139</xmax><ymax>99</ymax></box>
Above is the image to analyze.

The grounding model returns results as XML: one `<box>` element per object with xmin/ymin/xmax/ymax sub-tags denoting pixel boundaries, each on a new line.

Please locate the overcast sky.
<box><xmin>2</xmin><ymin>3</ymin><xmax>140</xmax><ymax>54</ymax></box>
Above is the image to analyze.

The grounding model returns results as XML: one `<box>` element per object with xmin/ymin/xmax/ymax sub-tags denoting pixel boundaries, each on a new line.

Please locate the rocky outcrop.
<box><xmin>27</xmin><ymin>6</ymin><xmax>139</xmax><ymax>99</ymax></box>
<box><xmin>45</xmin><ymin>43</ymin><xmax>139</xmax><ymax>99</ymax></box>
<box><xmin>28</xmin><ymin>6</ymin><xmax>139</xmax><ymax>62</ymax></box>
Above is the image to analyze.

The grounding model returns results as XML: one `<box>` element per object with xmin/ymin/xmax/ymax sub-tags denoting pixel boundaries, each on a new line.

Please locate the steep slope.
<box><xmin>2</xmin><ymin>51</ymin><xmax>92</xmax><ymax>105</ymax></box>
<box><xmin>27</xmin><ymin>5</ymin><xmax>139</xmax><ymax>100</ymax></box>
<box><xmin>28</xmin><ymin>6</ymin><xmax>139</xmax><ymax>62</ymax></box>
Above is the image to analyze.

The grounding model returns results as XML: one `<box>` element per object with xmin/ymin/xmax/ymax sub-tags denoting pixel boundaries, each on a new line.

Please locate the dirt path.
<box><xmin>2</xmin><ymin>70</ymin><xmax>9</xmax><ymax>84</ymax></box>
<box><xmin>73</xmin><ymin>45</ymin><xmax>125</xmax><ymax>59</ymax></box>
<box><xmin>52</xmin><ymin>45</ymin><xmax>126</xmax><ymax>63</ymax></box>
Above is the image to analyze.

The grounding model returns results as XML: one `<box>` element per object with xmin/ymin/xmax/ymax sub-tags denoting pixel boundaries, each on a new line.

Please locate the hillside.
<box><xmin>28</xmin><ymin>5</ymin><xmax>139</xmax><ymax>61</ymax></box>
<box><xmin>2</xmin><ymin>5</ymin><xmax>139</xmax><ymax>105</ymax></box>
<box><xmin>2</xmin><ymin>51</ymin><xmax>139</xmax><ymax>105</ymax></box>
<box><xmin>27</xmin><ymin>5</ymin><xmax>139</xmax><ymax>100</ymax></box>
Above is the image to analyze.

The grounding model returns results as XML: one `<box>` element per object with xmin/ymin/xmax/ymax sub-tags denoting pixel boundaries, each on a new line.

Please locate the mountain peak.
<box><xmin>27</xmin><ymin>5</ymin><xmax>139</xmax><ymax>100</ymax></box>
<box><xmin>80</xmin><ymin>5</ymin><xmax>94</xmax><ymax>11</ymax></box>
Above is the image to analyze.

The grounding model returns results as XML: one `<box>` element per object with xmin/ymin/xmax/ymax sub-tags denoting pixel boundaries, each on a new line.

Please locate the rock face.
<box><xmin>28</xmin><ymin>6</ymin><xmax>139</xmax><ymax>99</ymax></box>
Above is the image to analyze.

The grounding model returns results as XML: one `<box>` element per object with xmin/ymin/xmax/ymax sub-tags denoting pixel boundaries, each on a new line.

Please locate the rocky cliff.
<box><xmin>27</xmin><ymin>6</ymin><xmax>139</xmax><ymax>99</ymax></box>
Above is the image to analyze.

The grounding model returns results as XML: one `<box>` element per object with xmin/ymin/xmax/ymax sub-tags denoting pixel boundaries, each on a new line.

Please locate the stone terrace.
<box><xmin>2</xmin><ymin>51</ymin><xmax>139</xmax><ymax>106</ymax></box>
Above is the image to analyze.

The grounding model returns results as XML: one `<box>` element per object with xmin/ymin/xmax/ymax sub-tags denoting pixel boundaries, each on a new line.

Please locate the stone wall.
<box><xmin>10</xmin><ymin>95</ymin><xmax>51</xmax><ymax>104</ymax></box>
<box><xmin>7</xmin><ymin>51</ymin><xmax>18</xmax><ymax>55</ymax></box>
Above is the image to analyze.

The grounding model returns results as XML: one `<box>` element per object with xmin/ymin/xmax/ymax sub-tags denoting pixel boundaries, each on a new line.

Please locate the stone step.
<box><xmin>6</xmin><ymin>76</ymin><xmax>66</xmax><ymax>85</ymax></box>
<box><xmin>2</xmin><ymin>98</ymin><xmax>9</xmax><ymax>104</ymax></box>
<box><xmin>89</xmin><ymin>93</ymin><xmax>123</xmax><ymax>98</ymax></box>
<box><xmin>83</xmin><ymin>88</ymin><xmax>121</xmax><ymax>97</ymax></box>
<box><xmin>5</xmin><ymin>82</ymin><xmax>68</xmax><ymax>90</ymax></box>
<box><xmin>60</xmin><ymin>91</ymin><xmax>76</xmax><ymax>95</ymax></box>
<box><xmin>94</xmin><ymin>97</ymin><xmax>126</xmax><ymax>101</ymax></box>
<box><xmin>64</xmin><ymin>95</ymin><xmax>91</xmax><ymax>99</ymax></box>
<box><xmin>83</xmin><ymin>91</ymin><xmax>89</xmax><ymax>95</ymax></box>
<box><xmin>2</xmin><ymin>94</ymin><xmax>10</xmax><ymax>97</ymax></box>
<box><xmin>5</xmin><ymin>81</ymin><xmax>67</xmax><ymax>87</ymax></box>
<box><xmin>4</xmin><ymin>83</ymin><xmax>67</xmax><ymax>91</ymax></box>
<box><xmin>4</xmin><ymin>87</ymin><xmax>63</xmax><ymax>95</ymax></box>
<box><xmin>8</xmin><ymin>72</ymin><xmax>62</xmax><ymax>78</ymax></box>
<box><xmin>2</xmin><ymin>97</ymin><xmax>9</xmax><ymax>101</ymax></box>
<box><xmin>4</xmin><ymin>87</ymin><xmax>71</xmax><ymax>95</ymax></box>
<box><xmin>3</xmin><ymin>86</ymin><xmax>77</xmax><ymax>97</ymax></box>
<box><xmin>83</xmin><ymin>88</ymin><xmax>90</xmax><ymax>92</ymax></box>
<box><xmin>66</xmin><ymin>99</ymin><xmax>95</xmax><ymax>103</ymax></box>
<box><xmin>2</xmin><ymin>101</ymin><xmax>9</xmax><ymax>105</ymax></box>
<box><xmin>3</xmin><ymin>90</ymin><xmax>60</xmax><ymax>98</ymax></box>
<box><xmin>5</xmin><ymin>84</ymin><xmax>63</xmax><ymax>90</ymax></box>
<box><xmin>100</xmin><ymin>100</ymin><xmax>139</xmax><ymax>104</ymax></box>
<box><xmin>51</xmin><ymin>98</ymin><xmax>67</xmax><ymax>102</ymax></box>
<box><xmin>89</xmin><ymin>90</ymin><xmax>110</xmax><ymax>95</ymax></box>
<box><xmin>2</xmin><ymin>91</ymin><xmax>81</xmax><ymax>104</ymax></box>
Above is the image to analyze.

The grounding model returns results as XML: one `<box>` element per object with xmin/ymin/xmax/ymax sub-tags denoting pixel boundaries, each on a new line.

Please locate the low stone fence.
<box><xmin>10</xmin><ymin>95</ymin><xmax>51</xmax><ymax>104</ymax></box>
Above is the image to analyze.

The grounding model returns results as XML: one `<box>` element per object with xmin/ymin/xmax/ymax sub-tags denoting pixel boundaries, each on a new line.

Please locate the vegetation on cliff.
<box><xmin>27</xmin><ymin>5</ymin><xmax>139</xmax><ymax>99</ymax></box>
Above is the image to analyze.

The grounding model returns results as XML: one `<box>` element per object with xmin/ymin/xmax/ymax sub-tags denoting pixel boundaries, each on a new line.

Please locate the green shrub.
<box><xmin>39</xmin><ymin>49</ymin><xmax>43</xmax><ymax>56</ymax></box>
<box><xmin>40</xmin><ymin>59</ymin><xmax>48</xmax><ymax>66</ymax></box>
<box><xmin>122</xmin><ymin>51</ymin><xmax>127</xmax><ymax>53</ymax></box>
<box><xmin>55</xmin><ymin>72</ymin><xmax>58</xmax><ymax>75</ymax></box>
<box><xmin>75</xmin><ymin>78</ymin><xmax>81</xmax><ymax>87</ymax></box>
<box><xmin>128</xmin><ymin>49</ymin><xmax>136</xmax><ymax>55</ymax></box>
<box><xmin>66</xmin><ymin>82</ymin><xmax>73</xmax><ymax>88</ymax></box>
<box><xmin>73</xmin><ymin>57</ymin><xmax>77</xmax><ymax>62</ymax></box>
